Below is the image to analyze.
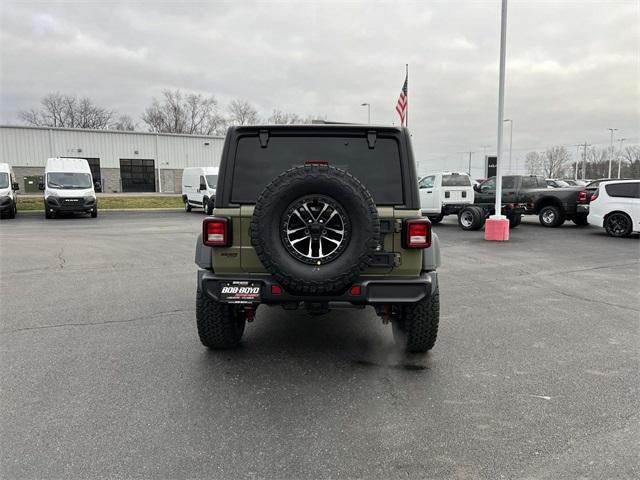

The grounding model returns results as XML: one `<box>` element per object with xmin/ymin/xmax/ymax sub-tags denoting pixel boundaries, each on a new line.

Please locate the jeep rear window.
<box><xmin>231</xmin><ymin>135</ymin><xmax>403</xmax><ymax>204</ymax></box>
<box><xmin>442</xmin><ymin>174</ymin><xmax>471</xmax><ymax>187</ymax></box>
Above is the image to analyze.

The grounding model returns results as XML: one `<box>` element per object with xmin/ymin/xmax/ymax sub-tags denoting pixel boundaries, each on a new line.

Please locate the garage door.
<box><xmin>120</xmin><ymin>159</ymin><xmax>156</xmax><ymax>192</ymax></box>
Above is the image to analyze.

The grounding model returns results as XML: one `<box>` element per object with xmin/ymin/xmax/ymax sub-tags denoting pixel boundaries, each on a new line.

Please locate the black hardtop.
<box><xmin>216</xmin><ymin>125</ymin><xmax>420</xmax><ymax>209</ymax></box>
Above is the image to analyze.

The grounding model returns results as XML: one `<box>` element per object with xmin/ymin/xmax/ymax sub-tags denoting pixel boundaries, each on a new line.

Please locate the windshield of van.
<box><xmin>0</xmin><ymin>173</ymin><xmax>9</xmax><ymax>189</ymax></box>
<box><xmin>205</xmin><ymin>175</ymin><xmax>218</xmax><ymax>188</ymax></box>
<box><xmin>47</xmin><ymin>172</ymin><xmax>92</xmax><ymax>189</ymax></box>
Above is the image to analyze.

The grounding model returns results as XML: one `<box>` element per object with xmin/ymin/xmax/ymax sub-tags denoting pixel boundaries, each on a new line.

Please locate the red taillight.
<box><xmin>591</xmin><ymin>190</ymin><xmax>599</xmax><ymax>202</ymax></box>
<box><xmin>271</xmin><ymin>285</ymin><xmax>282</xmax><ymax>295</ymax></box>
<box><xmin>203</xmin><ymin>217</ymin><xmax>230</xmax><ymax>247</ymax></box>
<box><xmin>349</xmin><ymin>285</ymin><xmax>362</xmax><ymax>296</ymax></box>
<box><xmin>404</xmin><ymin>219</ymin><xmax>431</xmax><ymax>248</ymax></box>
<box><xmin>577</xmin><ymin>191</ymin><xmax>588</xmax><ymax>203</ymax></box>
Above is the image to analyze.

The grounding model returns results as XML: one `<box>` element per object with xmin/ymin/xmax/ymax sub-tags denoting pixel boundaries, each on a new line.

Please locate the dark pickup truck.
<box><xmin>474</xmin><ymin>175</ymin><xmax>590</xmax><ymax>227</ymax></box>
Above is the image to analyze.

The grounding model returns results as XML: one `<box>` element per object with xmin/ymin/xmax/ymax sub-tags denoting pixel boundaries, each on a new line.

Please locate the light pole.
<box><xmin>360</xmin><ymin>103</ymin><xmax>370</xmax><ymax>124</ymax></box>
<box><xmin>485</xmin><ymin>0</ymin><xmax>509</xmax><ymax>242</ymax></box>
<box><xmin>617</xmin><ymin>138</ymin><xmax>626</xmax><ymax>178</ymax></box>
<box><xmin>607</xmin><ymin>128</ymin><xmax>618</xmax><ymax>178</ymax></box>
<box><xmin>582</xmin><ymin>142</ymin><xmax>591</xmax><ymax>181</ymax></box>
<box><xmin>574</xmin><ymin>144</ymin><xmax>581</xmax><ymax>180</ymax></box>
<box><xmin>503</xmin><ymin>119</ymin><xmax>513</xmax><ymax>174</ymax></box>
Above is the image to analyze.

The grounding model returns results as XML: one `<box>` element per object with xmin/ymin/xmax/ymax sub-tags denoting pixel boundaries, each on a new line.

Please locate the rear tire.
<box><xmin>572</xmin><ymin>214</ymin><xmax>588</xmax><ymax>226</ymax></box>
<box><xmin>393</xmin><ymin>293</ymin><xmax>440</xmax><ymax>353</ymax></box>
<box><xmin>196</xmin><ymin>288</ymin><xmax>246</xmax><ymax>349</ymax></box>
<box><xmin>458</xmin><ymin>206</ymin><xmax>485</xmax><ymax>231</ymax></box>
<box><xmin>428</xmin><ymin>214</ymin><xmax>444</xmax><ymax>224</ymax></box>
<box><xmin>538</xmin><ymin>205</ymin><xmax>565</xmax><ymax>227</ymax></box>
<box><xmin>604</xmin><ymin>212</ymin><xmax>632</xmax><ymax>237</ymax></box>
<box><xmin>184</xmin><ymin>198</ymin><xmax>192</xmax><ymax>212</ymax></box>
<box><xmin>508</xmin><ymin>214</ymin><xmax>522</xmax><ymax>229</ymax></box>
<box><xmin>205</xmin><ymin>198</ymin><xmax>214</xmax><ymax>215</ymax></box>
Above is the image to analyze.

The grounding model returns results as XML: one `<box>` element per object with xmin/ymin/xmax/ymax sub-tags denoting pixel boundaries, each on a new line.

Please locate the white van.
<box><xmin>419</xmin><ymin>172</ymin><xmax>475</xmax><ymax>223</ymax></box>
<box><xmin>182</xmin><ymin>167</ymin><xmax>218</xmax><ymax>214</ymax></box>
<box><xmin>0</xmin><ymin>163</ymin><xmax>19</xmax><ymax>219</ymax></box>
<box><xmin>40</xmin><ymin>158</ymin><xmax>98</xmax><ymax>219</ymax></box>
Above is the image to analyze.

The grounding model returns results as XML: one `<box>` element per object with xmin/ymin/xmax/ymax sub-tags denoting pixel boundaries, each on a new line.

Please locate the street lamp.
<box><xmin>503</xmin><ymin>119</ymin><xmax>513</xmax><ymax>173</ymax></box>
<box><xmin>607</xmin><ymin>128</ymin><xmax>618</xmax><ymax>178</ymax></box>
<box><xmin>360</xmin><ymin>103</ymin><xmax>370</xmax><ymax>124</ymax></box>
<box><xmin>617</xmin><ymin>138</ymin><xmax>626</xmax><ymax>178</ymax></box>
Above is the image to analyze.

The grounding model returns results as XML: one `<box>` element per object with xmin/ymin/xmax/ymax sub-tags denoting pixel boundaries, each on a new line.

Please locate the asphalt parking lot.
<box><xmin>1</xmin><ymin>212</ymin><xmax>638</xmax><ymax>479</ymax></box>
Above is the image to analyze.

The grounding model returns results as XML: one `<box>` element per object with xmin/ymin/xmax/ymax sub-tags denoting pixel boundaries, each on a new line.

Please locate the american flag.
<box><xmin>395</xmin><ymin>73</ymin><xmax>408</xmax><ymax>126</ymax></box>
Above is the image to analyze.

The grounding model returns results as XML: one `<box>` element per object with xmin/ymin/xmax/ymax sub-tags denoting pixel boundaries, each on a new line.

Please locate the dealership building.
<box><xmin>0</xmin><ymin>125</ymin><xmax>224</xmax><ymax>193</ymax></box>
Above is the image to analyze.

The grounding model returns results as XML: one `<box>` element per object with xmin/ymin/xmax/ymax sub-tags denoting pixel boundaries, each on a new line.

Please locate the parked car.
<box><xmin>419</xmin><ymin>172</ymin><xmax>474</xmax><ymax>223</ymax></box>
<box><xmin>474</xmin><ymin>175</ymin><xmax>590</xmax><ymax>227</ymax></box>
<box><xmin>39</xmin><ymin>158</ymin><xmax>98</xmax><ymax>219</ymax></box>
<box><xmin>588</xmin><ymin>180</ymin><xmax>640</xmax><ymax>237</ymax></box>
<box><xmin>0</xmin><ymin>163</ymin><xmax>19</xmax><ymax>219</ymax></box>
<box><xmin>195</xmin><ymin>125</ymin><xmax>441</xmax><ymax>352</ymax></box>
<box><xmin>563</xmin><ymin>179</ymin><xmax>587</xmax><ymax>187</ymax></box>
<box><xmin>182</xmin><ymin>167</ymin><xmax>219</xmax><ymax>214</ymax></box>
<box><xmin>546</xmin><ymin>179</ymin><xmax>571</xmax><ymax>188</ymax></box>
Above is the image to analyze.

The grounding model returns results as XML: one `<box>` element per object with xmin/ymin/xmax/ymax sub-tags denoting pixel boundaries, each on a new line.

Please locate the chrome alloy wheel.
<box><xmin>281</xmin><ymin>196</ymin><xmax>350</xmax><ymax>264</ymax></box>
<box><xmin>542</xmin><ymin>209</ymin><xmax>556</xmax><ymax>224</ymax></box>
<box><xmin>460</xmin><ymin>210</ymin><xmax>474</xmax><ymax>228</ymax></box>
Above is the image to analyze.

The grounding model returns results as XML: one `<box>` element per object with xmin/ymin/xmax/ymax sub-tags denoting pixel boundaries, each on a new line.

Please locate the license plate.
<box><xmin>220</xmin><ymin>281</ymin><xmax>261</xmax><ymax>304</ymax></box>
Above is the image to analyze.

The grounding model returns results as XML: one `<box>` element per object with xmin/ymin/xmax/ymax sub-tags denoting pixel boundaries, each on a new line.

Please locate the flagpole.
<box><xmin>405</xmin><ymin>63</ymin><xmax>409</xmax><ymax>127</ymax></box>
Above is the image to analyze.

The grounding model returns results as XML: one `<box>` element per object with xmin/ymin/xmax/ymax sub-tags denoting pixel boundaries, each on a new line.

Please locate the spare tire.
<box><xmin>251</xmin><ymin>164</ymin><xmax>380</xmax><ymax>295</ymax></box>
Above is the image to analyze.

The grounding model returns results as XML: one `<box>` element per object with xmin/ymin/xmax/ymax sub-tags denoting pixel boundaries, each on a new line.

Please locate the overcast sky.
<box><xmin>1</xmin><ymin>0</ymin><xmax>638</xmax><ymax>176</ymax></box>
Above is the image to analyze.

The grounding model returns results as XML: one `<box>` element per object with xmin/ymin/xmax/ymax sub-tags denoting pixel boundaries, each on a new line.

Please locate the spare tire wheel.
<box><xmin>250</xmin><ymin>165</ymin><xmax>380</xmax><ymax>295</ymax></box>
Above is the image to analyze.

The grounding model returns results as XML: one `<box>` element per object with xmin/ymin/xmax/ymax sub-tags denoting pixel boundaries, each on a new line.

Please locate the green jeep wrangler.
<box><xmin>194</xmin><ymin>125</ymin><xmax>441</xmax><ymax>352</ymax></box>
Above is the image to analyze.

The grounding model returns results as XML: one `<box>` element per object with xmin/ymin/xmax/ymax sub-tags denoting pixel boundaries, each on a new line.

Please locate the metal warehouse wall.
<box><xmin>0</xmin><ymin>125</ymin><xmax>225</xmax><ymax>169</ymax></box>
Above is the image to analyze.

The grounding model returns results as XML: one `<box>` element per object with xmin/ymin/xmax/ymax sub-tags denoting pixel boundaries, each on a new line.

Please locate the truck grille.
<box><xmin>60</xmin><ymin>197</ymin><xmax>83</xmax><ymax>206</ymax></box>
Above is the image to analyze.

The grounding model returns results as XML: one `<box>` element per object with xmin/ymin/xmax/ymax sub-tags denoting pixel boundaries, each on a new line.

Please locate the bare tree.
<box><xmin>227</xmin><ymin>99</ymin><xmax>259</xmax><ymax>126</ymax></box>
<box><xmin>541</xmin><ymin>146</ymin><xmax>571</xmax><ymax>178</ymax></box>
<box><xmin>141</xmin><ymin>89</ymin><xmax>226</xmax><ymax>135</ymax></box>
<box><xmin>620</xmin><ymin>145</ymin><xmax>640</xmax><ymax>178</ymax></box>
<box><xmin>525</xmin><ymin>151</ymin><xmax>543</xmax><ymax>175</ymax></box>
<box><xmin>19</xmin><ymin>92</ymin><xmax>113</xmax><ymax>129</ymax></box>
<box><xmin>583</xmin><ymin>147</ymin><xmax>609</xmax><ymax>179</ymax></box>
<box><xmin>110</xmin><ymin>115</ymin><xmax>136</xmax><ymax>131</ymax></box>
<box><xmin>267</xmin><ymin>109</ymin><xmax>302</xmax><ymax>124</ymax></box>
<box><xmin>525</xmin><ymin>146</ymin><xmax>570</xmax><ymax>178</ymax></box>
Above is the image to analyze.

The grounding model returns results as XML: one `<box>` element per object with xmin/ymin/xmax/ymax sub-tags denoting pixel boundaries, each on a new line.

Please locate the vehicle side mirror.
<box><xmin>200</xmin><ymin>183</ymin><xmax>207</xmax><ymax>191</ymax></box>
<box><xmin>94</xmin><ymin>181</ymin><xmax>102</xmax><ymax>190</ymax></box>
<box><xmin>473</xmin><ymin>184</ymin><xmax>479</xmax><ymax>192</ymax></box>
<box><xmin>38</xmin><ymin>182</ymin><xmax>45</xmax><ymax>191</ymax></box>
<box><xmin>12</xmin><ymin>182</ymin><xmax>19</xmax><ymax>191</ymax></box>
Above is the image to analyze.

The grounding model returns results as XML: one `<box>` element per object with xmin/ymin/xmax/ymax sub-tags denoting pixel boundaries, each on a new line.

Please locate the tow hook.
<box><xmin>245</xmin><ymin>306</ymin><xmax>255</xmax><ymax>322</ymax></box>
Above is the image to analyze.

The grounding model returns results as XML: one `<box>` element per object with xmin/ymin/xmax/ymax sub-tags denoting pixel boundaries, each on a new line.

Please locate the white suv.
<box><xmin>419</xmin><ymin>172</ymin><xmax>474</xmax><ymax>223</ymax></box>
<box><xmin>588</xmin><ymin>180</ymin><xmax>639</xmax><ymax>237</ymax></box>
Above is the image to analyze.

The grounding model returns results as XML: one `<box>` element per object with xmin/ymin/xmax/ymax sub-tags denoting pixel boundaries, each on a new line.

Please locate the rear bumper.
<box><xmin>197</xmin><ymin>269</ymin><xmax>437</xmax><ymax>305</ymax></box>
<box><xmin>576</xmin><ymin>204</ymin><xmax>590</xmax><ymax>214</ymax></box>
<box><xmin>587</xmin><ymin>212</ymin><xmax>604</xmax><ymax>227</ymax></box>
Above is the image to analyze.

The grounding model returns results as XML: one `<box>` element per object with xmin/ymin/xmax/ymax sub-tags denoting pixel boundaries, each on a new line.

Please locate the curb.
<box><xmin>16</xmin><ymin>208</ymin><xmax>184</xmax><ymax>214</ymax></box>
